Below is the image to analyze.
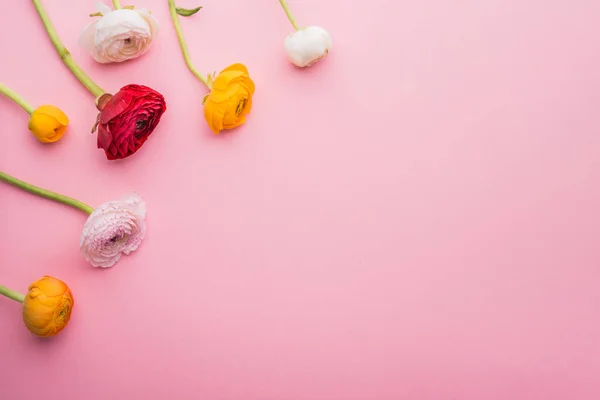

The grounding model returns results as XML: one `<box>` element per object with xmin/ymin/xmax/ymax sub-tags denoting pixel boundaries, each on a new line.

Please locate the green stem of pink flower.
<box><xmin>167</xmin><ymin>0</ymin><xmax>211</xmax><ymax>89</ymax></box>
<box><xmin>279</xmin><ymin>0</ymin><xmax>299</xmax><ymax>31</ymax></box>
<box><xmin>0</xmin><ymin>285</ymin><xmax>25</xmax><ymax>303</ymax></box>
<box><xmin>0</xmin><ymin>171</ymin><xmax>94</xmax><ymax>214</ymax></box>
<box><xmin>0</xmin><ymin>83</ymin><xmax>34</xmax><ymax>114</ymax></box>
<box><xmin>32</xmin><ymin>0</ymin><xmax>105</xmax><ymax>97</ymax></box>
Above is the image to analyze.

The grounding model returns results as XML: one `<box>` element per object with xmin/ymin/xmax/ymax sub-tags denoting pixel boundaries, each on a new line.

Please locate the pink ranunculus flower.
<box><xmin>80</xmin><ymin>193</ymin><xmax>146</xmax><ymax>268</ymax></box>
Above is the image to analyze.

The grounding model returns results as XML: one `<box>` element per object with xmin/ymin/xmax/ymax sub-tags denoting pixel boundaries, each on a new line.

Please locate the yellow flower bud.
<box><xmin>203</xmin><ymin>63</ymin><xmax>255</xmax><ymax>134</ymax></box>
<box><xmin>27</xmin><ymin>105</ymin><xmax>69</xmax><ymax>143</ymax></box>
<box><xmin>22</xmin><ymin>276</ymin><xmax>74</xmax><ymax>337</ymax></box>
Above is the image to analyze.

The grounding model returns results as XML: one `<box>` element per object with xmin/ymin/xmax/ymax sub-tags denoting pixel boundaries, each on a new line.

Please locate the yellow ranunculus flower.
<box><xmin>27</xmin><ymin>105</ymin><xmax>69</xmax><ymax>143</ymax></box>
<box><xmin>22</xmin><ymin>276</ymin><xmax>74</xmax><ymax>337</ymax></box>
<box><xmin>203</xmin><ymin>63</ymin><xmax>255</xmax><ymax>134</ymax></box>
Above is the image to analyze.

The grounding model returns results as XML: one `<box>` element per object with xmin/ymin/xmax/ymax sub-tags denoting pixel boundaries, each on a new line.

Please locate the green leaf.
<box><xmin>176</xmin><ymin>6</ymin><xmax>202</xmax><ymax>16</ymax></box>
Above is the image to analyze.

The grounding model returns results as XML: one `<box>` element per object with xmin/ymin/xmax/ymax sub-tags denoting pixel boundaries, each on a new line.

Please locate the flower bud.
<box><xmin>27</xmin><ymin>105</ymin><xmax>69</xmax><ymax>143</ymax></box>
<box><xmin>22</xmin><ymin>276</ymin><xmax>74</xmax><ymax>337</ymax></box>
<box><xmin>284</xmin><ymin>26</ymin><xmax>332</xmax><ymax>67</ymax></box>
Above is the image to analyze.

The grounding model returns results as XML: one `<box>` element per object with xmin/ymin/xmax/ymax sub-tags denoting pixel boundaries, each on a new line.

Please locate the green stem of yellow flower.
<box><xmin>0</xmin><ymin>171</ymin><xmax>94</xmax><ymax>215</ymax></box>
<box><xmin>0</xmin><ymin>285</ymin><xmax>25</xmax><ymax>303</ymax></box>
<box><xmin>112</xmin><ymin>0</ymin><xmax>122</xmax><ymax>9</ymax></box>
<box><xmin>167</xmin><ymin>0</ymin><xmax>211</xmax><ymax>89</ymax></box>
<box><xmin>0</xmin><ymin>83</ymin><xmax>34</xmax><ymax>114</ymax></box>
<box><xmin>32</xmin><ymin>0</ymin><xmax>105</xmax><ymax>98</ymax></box>
<box><xmin>278</xmin><ymin>0</ymin><xmax>299</xmax><ymax>31</ymax></box>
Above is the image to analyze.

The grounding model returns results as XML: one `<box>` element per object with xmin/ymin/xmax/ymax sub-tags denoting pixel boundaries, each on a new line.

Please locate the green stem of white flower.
<box><xmin>0</xmin><ymin>83</ymin><xmax>34</xmax><ymax>114</ymax></box>
<box><xmin>112</xmin><ymin>0</ymin><xmax>122</xmax><ymax>9</ymax></box>
<box><xmin>167</xmin><ymin>0</ymin><xmax>211</xmax><ymax>89</ymax></box>
<box><xmin>0</xmin><ymin>285</ymin><xmax>25</xmax><ymax>303</ymax></box>
<box><xmin>279</xmin><ymin>0</ymin><xmax>299</xmax><ymax>31</ymax></box>
<box><xmin>0</xmin><ymin>171</ymin><xmax>94</xmax><ymax>215</ymax></box>
<box><xmin>32</xmin><ymin>0</ymin><xmax>105</xmax><ymax>98</ymax></box>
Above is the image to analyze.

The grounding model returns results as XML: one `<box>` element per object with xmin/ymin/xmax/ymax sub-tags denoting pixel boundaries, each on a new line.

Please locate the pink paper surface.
<box><xmin>1</xmin><ymin>0</ymin><xmax>600</xmax><ymax>398</ymax></box>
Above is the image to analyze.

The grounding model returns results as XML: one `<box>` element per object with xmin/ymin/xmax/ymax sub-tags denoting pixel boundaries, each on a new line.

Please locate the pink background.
<box><xmin>1</xmin><ymin>0</ymin><xmax>600</xmax><ymax>398</ymax></box>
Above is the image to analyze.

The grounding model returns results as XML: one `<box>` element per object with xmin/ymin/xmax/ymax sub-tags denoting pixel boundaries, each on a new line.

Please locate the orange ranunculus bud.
<box><xmin>203</xmin><ymin>63</ymin><xmax>255</xmax><ymax>134</ymax></box>
<box><xmin>22</xmin><ymin>276</ymin><xmax>74</xmax><ymax>337</ymax></box>
<box><xmin>27</xmin><ymin>105</ymin><xmax>69</xmax><ymax>143</ymax></box>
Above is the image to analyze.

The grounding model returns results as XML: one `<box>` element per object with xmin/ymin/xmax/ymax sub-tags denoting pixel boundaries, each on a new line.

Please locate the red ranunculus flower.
<box><xmin>93</xmin><ymin>84</ymin><xmax>166</xmax><ymax>160</ymax></box>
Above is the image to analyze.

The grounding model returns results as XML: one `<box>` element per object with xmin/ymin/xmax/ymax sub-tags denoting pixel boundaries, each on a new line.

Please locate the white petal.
<box><xmin>83</xmin><ymin>8</ymin><xmax>156</xmax><ymax>63</ymax></box>
<box><xmin>95</xmin><ymin>1</ymin><xmax>113</xmax><ymax>15</ymax></box>
<box><xmin>136</xmin><ymin>9</ymin><xmax>160</xmax><ymax>37</ymax></box>
<box><xmin>78</xmin><ymin>21</ymin><xmax>98</xmax><ymax>51</ymax></box>
<box><xmin>94</xmin><ymin>9</ymin><xmax>149</xmax><ymax>41</ymax></box>
<box><xmin>284</xmin><ymin>25</ymin><xmax>332</xmax><ymax>67</ymax></box>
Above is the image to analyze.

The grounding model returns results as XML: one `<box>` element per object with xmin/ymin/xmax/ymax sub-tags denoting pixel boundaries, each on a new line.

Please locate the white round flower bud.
<box><xmin>284</xmin><ymin>26</ymin><xmax>332</xmax><ymax>67</ymax></box>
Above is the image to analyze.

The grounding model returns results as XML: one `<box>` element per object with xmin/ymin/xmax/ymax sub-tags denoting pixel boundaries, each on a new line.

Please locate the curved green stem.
<box><xmin>32</xmin><ymin>0</ymin><xmax>105</xmax><ymax>97</ymax></box>
<box><xmin>278</xmin><ymin>0</ymin><xmax>299</xmax><ymax>31</ymax></box>
<box><xmin>0</xmin><ymin>171</ymin><xmax>94</xmax><ymax>215</ymax></box>
<box><xmin>0</xmin><ymin>285</ymin><xmax>25</xmax><ymax>303</ymax></box>
<box><xmin>0</xmin><ymin>83</ymin><xmax>35</xmax><ymax>114</ymax></box>
<box><xmin>167</xmin><ymin>0</ymin><xmax>210</xmax><ymax>89</ymax></box>
<box><xmin>112</xmin><ymin>0</ymin><xmax>122</xmax><ymax>9</ymax></box>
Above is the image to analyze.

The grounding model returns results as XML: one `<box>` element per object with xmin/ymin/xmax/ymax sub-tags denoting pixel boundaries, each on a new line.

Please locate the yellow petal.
<box><xmin>241</xmin><ymin>77</ymin><xmax>256</xmax><ymax>95</ymax></box>
<box><xmin>203</xmin><ymin>97</ymin><xmax>224</xmax><ymax>134</ymax></box>
<box><xmin>221</xmin><ymin>63</ymin><xmax>249</xmax><ymax>76</ymax></box>
<box><xmin>35</xmin><ymin>105</ymin><xmax>69</xmax><ymax>126</ymax></box>
<box><xmin>212</xmin><ymin>71</ymin><xmax>245</xmax><ymax>91</ymax></box>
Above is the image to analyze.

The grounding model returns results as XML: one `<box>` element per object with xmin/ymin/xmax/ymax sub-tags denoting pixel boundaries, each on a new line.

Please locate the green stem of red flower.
<box><xmin>0</xmin><ymin>285</ymin><xmax>25</xmax><ymax>303</ymax></box>
<box><xmin>0</xmin><ymin>171</ymin><xmax>94</xmax><ymax>215</ymax></box>
<box><xmin>32</xmin><ymin>0</ymin><xmax>105</xmax><ymax>98</ymax></box>
<box><xmin>167</xmin><ymin>0</ymin><xmax>211</xmax><ymax>89</ymax></box>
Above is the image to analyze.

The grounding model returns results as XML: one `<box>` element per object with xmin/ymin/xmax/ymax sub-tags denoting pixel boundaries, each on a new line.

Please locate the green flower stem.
<box><xmin>167</xmin><ymin>0</ymin><xmax>210</xmax><ymax>89</ymax></box>
<box><xmin>0</xmin><ymin>171</ymin><xmax>94</xmax><ymax>215</ymax></box>
<box><xmin>0</xmin><ymin>83</ymin><xmax>34</xmax><ymax>114</ymax></box>
<box><xmin>279</xmin><ymin>0</ymin><xmax>299</xmax><ymax>31</ymax></box>
<box><xmin>112</xmin><ymin>0</ymin><xmax>122</xmax><ymax>9</ymax></box>
<box><xmin>0</xmin><ymin>285</ymin><xmax>25</xmax><ymax>303</ymax></box>
<box><xmin>32</xmin><ymin>0</ymin><xmax>105</xmax><ymax>98</ymax></box>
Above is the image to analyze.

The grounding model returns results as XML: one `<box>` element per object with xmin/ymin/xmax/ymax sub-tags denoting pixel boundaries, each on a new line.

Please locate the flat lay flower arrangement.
<box><xmin>4</xmin><ymin>1</ymin><xmax>600</xmax><ymax>398</ymax></box>
<box><xmin>1</xmin><ymin>0</ymin><xmax>331</xmax><ymax>338</ymax></box>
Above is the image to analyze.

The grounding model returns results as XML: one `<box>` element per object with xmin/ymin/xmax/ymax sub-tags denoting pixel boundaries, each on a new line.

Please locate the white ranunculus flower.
<box><xmin>284</xmin><ymin>26</ymin><xmax>332</xmax><ymax>68</ymax></box>
<box><xmin>80</xmin><ymin>193</ymin><xmax>147</xmax><ymax>268</ymax></box>
<box><xmin>79</xmin><ymin>2</ymin><xmax>159</xmax><ymax>64</ymax></box>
